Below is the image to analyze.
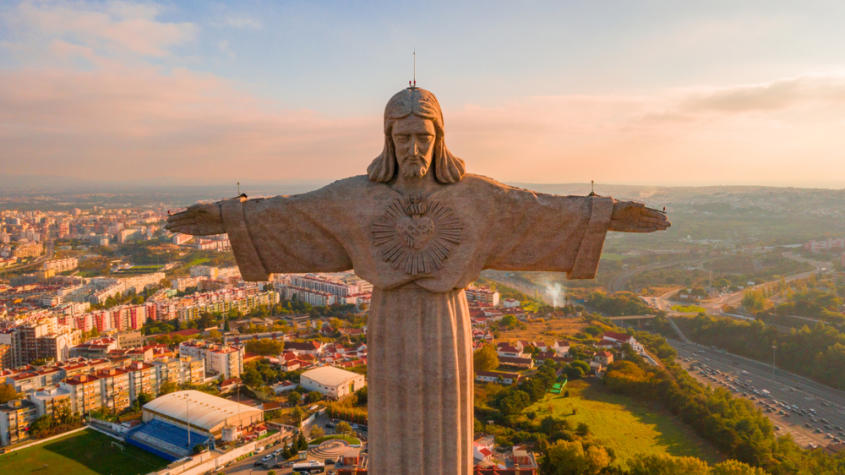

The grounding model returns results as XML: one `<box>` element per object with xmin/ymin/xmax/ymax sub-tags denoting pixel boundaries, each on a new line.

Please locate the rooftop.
<box><xmin>301</xmin><ymin>365</ymin><xmax>363</xmax><ymax>387</ymax></box>
<box><xmin>142</xmin><ymin>390</ymin><xmax>261</xmax><ymax>432</ymax></box>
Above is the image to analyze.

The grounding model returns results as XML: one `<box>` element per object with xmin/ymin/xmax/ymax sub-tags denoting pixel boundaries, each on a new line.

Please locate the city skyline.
<box><xmin>2</xmin><ymin>1</ymin><xmax>845</xmax><ymax>188</ymax></box>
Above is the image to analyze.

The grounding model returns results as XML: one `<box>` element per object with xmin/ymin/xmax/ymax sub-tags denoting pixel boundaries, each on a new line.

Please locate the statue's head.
<box><xmin>367</xmin><ymin>87</ymin><xmax>465</xmax><ymax>183</ymax></box>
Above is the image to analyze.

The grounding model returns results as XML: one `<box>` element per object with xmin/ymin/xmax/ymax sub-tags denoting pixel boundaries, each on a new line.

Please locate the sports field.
<box><xmin>0</xmin><ymin>429</ymin><xmax>169</xmax><ymax>474</ymax></box>
<box><xmin>526</xmin><ymin>380</ymin><xmax>723</xmax><ymax>468</ymax></box>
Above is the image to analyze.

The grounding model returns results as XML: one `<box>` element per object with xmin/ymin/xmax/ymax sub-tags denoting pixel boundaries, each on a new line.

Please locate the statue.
<box><xmin>166</xmin><ymin>87</ymin><xmax>669</xmax><ymax>474</ymax></box>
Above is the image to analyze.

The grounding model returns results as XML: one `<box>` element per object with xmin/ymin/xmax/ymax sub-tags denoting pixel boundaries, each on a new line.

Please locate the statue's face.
<box><xmin>391</xmin><ymin>115</ymin><xmax>436</xmax><ymax>179</ymax></box>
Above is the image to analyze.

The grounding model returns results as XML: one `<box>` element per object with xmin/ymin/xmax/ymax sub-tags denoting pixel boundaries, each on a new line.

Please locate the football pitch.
<box><xmin>0</xmin><ymin>429</ymin><xmax>169</xmax><ymax>474</ymax></box>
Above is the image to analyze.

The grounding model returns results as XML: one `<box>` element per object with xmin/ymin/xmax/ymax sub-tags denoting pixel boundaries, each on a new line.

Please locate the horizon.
<box><xmin>2</xmin><ymin>173</ymin><xmax>845</xmax><ymax>197</ymax></box>
<box><xmin>3</xmin><ymin>1</ymin><xmax>845</xmax><ymax>188</ymax></box>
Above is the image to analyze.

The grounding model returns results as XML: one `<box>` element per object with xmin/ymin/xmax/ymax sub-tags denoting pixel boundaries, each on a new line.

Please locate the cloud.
<box><xmin>678</xmin><ymin>75</ymin><xmax>845</xmax><ymax>113</ymax></box>
<box><xmin>441</xmin><ymin>76</ymin><xmax>845</xmax><ymax>187</ymax></box>
<box><xmin>2</xmin><ymin>0</ymin><xmax>196</xmax><ymax>60</ymax></box>
<box><xmin>0</xmin><ymin>65</ymin><xmax>379</xmax><ymax>184</ymax></box>
<box><xmin>3</xmin><ymin>68</ymin><xmax>845</xmax><ymax>188</ymax></box>
<box><xmin>218</xmin><ymin>40</ymin><xmax>234</xmax><ymax>59</ymax></box>
<box><xmin>213</xmin><ymin>16</ymin><xmax>263</xmax><ymax>30</ymax></box>
<box><xmin>0</xmin><ymin>1</ymin><xmax>843</xmax><ymax>188</ymax></box>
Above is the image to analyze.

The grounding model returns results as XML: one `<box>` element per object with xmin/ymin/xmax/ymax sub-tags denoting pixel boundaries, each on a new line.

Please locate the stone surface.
<box><xmin>166</xmin><ymin>87</ymin><xmax>669</xmax><ymax>475</ymax></box>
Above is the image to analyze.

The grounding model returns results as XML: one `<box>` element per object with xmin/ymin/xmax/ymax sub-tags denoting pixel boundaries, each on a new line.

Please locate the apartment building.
<box><xmin>0</xmin><ymin>399</ymin><xmax>38</xmax><ymax>445</ymax></box>
<box><xmin>96</xmin><ymin>368</ymin><xmax>130</xmax><ymax>413</ymax></box>
<box><xmin>60</xmin><ymin>374</ymin><xmax>102</xmax><ymax>415</ymax></box>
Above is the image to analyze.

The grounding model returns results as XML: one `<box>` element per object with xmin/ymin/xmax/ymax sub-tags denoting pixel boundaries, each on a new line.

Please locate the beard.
<box><xmin>400</xmin><ymin>158</ymin><xmax>430</xmax><ymax>179</ymax></box>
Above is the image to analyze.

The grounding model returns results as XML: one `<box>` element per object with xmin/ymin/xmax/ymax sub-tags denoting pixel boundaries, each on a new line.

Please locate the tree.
<box><xmin>305</xmin><ymin>391</ymin><xmax>323</xmax><ymax>403</ymax></box>
<box><xmin>501</xmin><ymin>314</ymin><xmax>519</xmax><ymax>329</ymax></box>
<box><xmin>296</xmin><ymin>431</ymin><xmax>307</xmax><ymax>450</ymax></box>
<box><xmin>495</xmin><ymin>389</ymin><xmax>531</xmax><ymax>416</ymax></box>
<box><xmin>0</xmin><ymin>383</ymin><xmax>19</xmax><ymax>404</ymax></box>
<box><xmin>353</xmin><ymin>386</ymin><xmax>367</xmax><ymax>406</ymax></box>
<box><xmin>541</xmin><ymin>440</ymin><xmax>611</xmax><ymax>475</ymax></box>
<box><xmin>136</xmin><ymin>392</ymin><xmax>153</xmax><ymax>406</ymax></box>
<box><xmin>281</xmin><ymin>443</ymin><xmax>293</xmax><ymax>459</ymax></box>
<box><xmin>245</xmin><ymin>338</ymin><xmax>284</xmax><ymax>356</ymax></box>
<box><xmin>570</xmin><ymin>360</ymin><xmax>591</xmax><ymax>374</ymax></box>
<box><xmin>336</xmin><ymin>421</ymin><xmax>353</xmax><ymax>435</ymax></box>
<box><xmin>540</xmin><ymin>416</ymin><xmax>571</xmax><ymax>440</ymax></box>
<box><xmin>575</xmin><ymin>422</ymin><xmax>590</xmax><ymax>437</ymax></box>
<box><xmin>564</xmin><ymin>364</ymin><xmax>585</xmax><ymax>380</ymax></box>
<box><xmin>627</xmin><ymin>453</ymin><xmax>709</xmax><ymax>475</ymax></box>
<box><xmin>287</xmin><ymin>391</ymin><xmax>301</xmax><ymax>406</ymax></box>
<box><xmin>474</xmin><ymin>344</ymin><xmax>500</xmax><ymax>372</ymax></box>
<box><xmin>742</xmin><ymin>290</ymin><xmax>767</xmax><ymax>313</ymax></box>
<box><xmin>290</xmin><ymin>406</ymin><xmax>306</xmax><ymax>425</ymax></box>
<box><xmin>711</xmin><ymin>459</ymin><xmax>769</xmax><ymax>475</ymax></box>
<box><xmin>309</xmin><ymin>425</ymin><xmax>324</xmax><ymax>439</ymax></box>
<box><xmin>159</xmin><ymin>381</ymin><xmax>178</xmax><ymax>395</ymax></box>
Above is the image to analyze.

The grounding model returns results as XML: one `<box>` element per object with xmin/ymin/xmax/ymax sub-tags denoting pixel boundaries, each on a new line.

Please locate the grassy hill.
<box><xmin>526</xmin><ymin>380</ymin><xmax>723</xmax><ymax>469</ymax></box>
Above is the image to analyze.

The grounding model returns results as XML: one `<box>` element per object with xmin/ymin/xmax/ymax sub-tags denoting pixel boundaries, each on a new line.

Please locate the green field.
<box><xmin>0</xmin><ymin>429</ymin><xmax>169</xmax><ymax>475</ymax></box>
<box><xmin>526</xmin><ymin>380</ymin><xmax>722</xmax><ymax>468</ymax></box>
<box><xmin>671</xmin><ymin>304</ymin><xmax>708</xmax><ymax>314</ymax></box>
<box><xmin>309</xmin><ymin>434</ymin><xmax>362</xmax><ymax>445</ymax></box>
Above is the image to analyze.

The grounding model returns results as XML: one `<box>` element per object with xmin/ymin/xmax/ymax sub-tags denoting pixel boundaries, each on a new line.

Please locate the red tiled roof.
<box><xmin>603</xmin><ymin>331</ymin><xmax>631</xmax><ymax>342</ymax></box>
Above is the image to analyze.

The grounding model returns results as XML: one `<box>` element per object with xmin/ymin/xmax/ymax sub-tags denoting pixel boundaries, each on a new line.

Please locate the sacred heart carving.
<box><xmin>396</xmin><ymin>215</ymin><xmax>435</xmax><ymax>250</ymax></box>
<box><xmin>371</xmin><ymin>193</ymin><xmax>463</xmax><ymax>275</ymax></box>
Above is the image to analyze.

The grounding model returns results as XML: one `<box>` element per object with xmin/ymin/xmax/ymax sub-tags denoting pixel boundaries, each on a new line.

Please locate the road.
<box><xmin>0</xmin><ymin>241</ymin><xmax>54</xmax><ymax>275</ymax></box>
<box><xmin>223</xmin><ymin>443</ymin><xmax>294</xmax><ymax>475</ymax></box>
<box><xmin>700</xmin><ymin>269</ymin><xmax>820</xmax><ymax>315</ymax></box>
<box><xmin>669</xmin><ymin>338</ymin><xmax>845</xmax><ymax>449</ymax></box>
<box><xmin>223</xmin><ymin>414</ymin><xmax>366</xmax><ymax>475</ymax></box>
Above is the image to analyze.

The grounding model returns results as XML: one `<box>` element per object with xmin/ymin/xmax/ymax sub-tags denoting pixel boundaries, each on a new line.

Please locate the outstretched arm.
<box><xmin>165</xmin><ymin>202</ymin><xmax>225</xmax><ymax>235</ymax></box>
<box><xmin>609</xmin><ymin>201</ymin><xmax>670</xmax><ymax>233</ymax></box>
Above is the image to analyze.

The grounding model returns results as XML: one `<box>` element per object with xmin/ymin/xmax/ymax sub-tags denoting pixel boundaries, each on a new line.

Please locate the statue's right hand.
<box><xmin>165</xmin><ymin>202</ymin><xmax>225</xmax><ymax>236</ymax></box>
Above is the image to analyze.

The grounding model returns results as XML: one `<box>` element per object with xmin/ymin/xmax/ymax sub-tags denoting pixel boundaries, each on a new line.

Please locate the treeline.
<box><xmin>473</xmin><ymin>359</ymin><xmax>765</xmax><ymax>474</ymax></box>
<box><xmin>478</xmin><ymin>363</ymin><xmax>560</xmax><ymax>422</ymax></box>
<box><xmin>586</xmin><ymin>291</ymin><xmax>653</xmax><ymax>316</ymax></box>
<box><xmin>769</xmin><ymin>286</ymin><xmax>844</xmax><ymax>325</ymax></box>
<box><xmin>241</xmin><ymin>359</ymin><xmax>300</xmax><ymax>389</ymax></box>
<box><xmin>676</xmin><ymin>314</ymin><xmax>845</xmax><ymax>389</ymax></box>
<box><xmin>29</xmin><ymin>405</ymin><xmax>84</xmax><ymax>439</ymax></box>
<box><xmin>604</xmin><ymin>357</ymin><xmax>845</xmax><ymax>474</ymax></box>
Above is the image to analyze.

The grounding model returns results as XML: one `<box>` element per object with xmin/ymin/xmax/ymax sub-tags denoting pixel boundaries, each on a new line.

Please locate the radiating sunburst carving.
<box><xmin>371</xmin><ymin>193</ymin><xmax>463</xmax><ymax>275</ymax></box>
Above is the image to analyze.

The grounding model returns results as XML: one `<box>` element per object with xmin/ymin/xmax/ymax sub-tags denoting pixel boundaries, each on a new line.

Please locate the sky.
<box><xmin>2</xmin><ymin>0</ymin><xmax>845</xmax><ymax>189</ymax></box>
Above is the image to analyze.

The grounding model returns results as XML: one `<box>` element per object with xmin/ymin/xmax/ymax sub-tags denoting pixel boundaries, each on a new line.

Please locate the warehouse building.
<box><xmin>129</xmin><ymin>390</ymin><xmax>263</xmax><ymax>460</ymax></box>
<box><xmin>141</xmin><ymin>390</ymin><xmax>262</xmax><ymax>437</ymax></box>
<box><xmin>300</xmin><ymin>365</ymin><xmax>366</xmax><ymax>399</ymax></box>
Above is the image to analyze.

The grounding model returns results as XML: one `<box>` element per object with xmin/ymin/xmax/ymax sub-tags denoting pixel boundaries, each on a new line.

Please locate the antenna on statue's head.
<box><xmin>588</xmin><ymin>180</ymin><xmax>597</xmax><ymax>197</ymax></box>
<box><xmin>409</xmin><ymin>49</ymin><xmax>417</xmax><ymax>89</ymax></box>
<box><xmin>236</xmin><ymin>181</ymin><xmax>247</xmax><ymax>200</ymax></box>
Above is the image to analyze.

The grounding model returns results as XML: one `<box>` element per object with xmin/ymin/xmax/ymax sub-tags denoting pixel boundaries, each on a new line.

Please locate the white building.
<box><xmin>299</xmin><ymin>366</ymin><xmax>366</xmax><ymax>399</ymax></box>
<box><xmin>142</xmin><ymin>390</ymin><xmax>262</xmax><ymax>436</ymax></box>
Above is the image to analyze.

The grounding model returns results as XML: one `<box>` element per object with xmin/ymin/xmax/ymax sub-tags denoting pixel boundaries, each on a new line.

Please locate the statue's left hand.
<box><xmin>165</xmin><ymin>202</ymin><xmax>225</xmax><ymax>236</ymax></box>
<box><xmin>609</xmin><ymin>200</ymin><xmax>670</xmax><ymax>233</ymax></box>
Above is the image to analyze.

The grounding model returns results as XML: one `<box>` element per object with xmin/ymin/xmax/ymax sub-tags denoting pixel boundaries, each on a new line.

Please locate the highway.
<box><xmin>669</xmin><ymin>338</ymin><xmax>845</xmax><ymax>449</ymax></box>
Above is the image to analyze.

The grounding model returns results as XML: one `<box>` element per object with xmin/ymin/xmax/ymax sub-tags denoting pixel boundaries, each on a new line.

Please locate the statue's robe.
<box><xmin>220</xmin><ymin>174</ymin><xmax>614</xmax><ymax>475</ymax></box>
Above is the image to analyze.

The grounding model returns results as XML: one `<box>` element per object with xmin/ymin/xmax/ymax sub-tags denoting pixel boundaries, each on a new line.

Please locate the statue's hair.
<box><xmin>367</xmin><ymin>87</ymin><xmax>465</xmax><ymax>184</ymax></box>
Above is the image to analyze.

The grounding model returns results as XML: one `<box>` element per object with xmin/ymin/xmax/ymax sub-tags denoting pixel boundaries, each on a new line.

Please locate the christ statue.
<box><xmin>166</xmin><ymin>87</ymin><xmax>669</xmax><ymax>474</ymax></box>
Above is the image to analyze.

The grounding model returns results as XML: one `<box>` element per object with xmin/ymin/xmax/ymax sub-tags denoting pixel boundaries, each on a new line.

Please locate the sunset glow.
<box><xmin>2</xmin><ymin>1</ymin><xmax>844</xmax><ymax>188</ymax></box>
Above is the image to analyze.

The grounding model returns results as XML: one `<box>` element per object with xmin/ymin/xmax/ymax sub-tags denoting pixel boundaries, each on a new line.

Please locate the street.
<box><xmin>669</xmin><ymin>338</ymin><xmax>845</xmax><ymax>449</ymax></box>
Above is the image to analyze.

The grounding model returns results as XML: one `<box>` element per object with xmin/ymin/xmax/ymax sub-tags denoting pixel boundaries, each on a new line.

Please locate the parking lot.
<box><xmin>670</xmin><ymin>339</ymin><xmax>845</xmax><ymax>449</ymax></box>
<box><xmin>223</xmin><ymin>416</ymin><xmax>368</xmax><ymax>474</ymax></box>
